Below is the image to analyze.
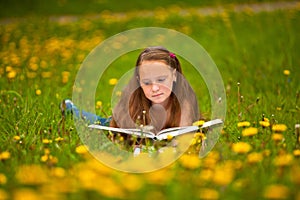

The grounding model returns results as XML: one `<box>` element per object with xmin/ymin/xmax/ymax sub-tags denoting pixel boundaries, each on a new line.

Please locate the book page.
<box><xmin>157</xmin><ymin>119</ymin><xmax>223</xmax><ymax>135</ymax></box>
<box><xmin>156</xmin><ymin>126</ymin><xmax>195</xmax><ymax>135</ymax></box>
<box><xmin>88</xmin><ymin>124</ymin><xmax>156</xmax><ymax>138</ymax></box>
<box><xmin>156</xmin><ymin>126</ymin><xmax>200</xmax><ymax>140</ymax></box>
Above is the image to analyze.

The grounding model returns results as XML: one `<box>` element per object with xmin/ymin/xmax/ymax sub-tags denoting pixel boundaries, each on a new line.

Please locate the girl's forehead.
<box><xmin>139</xmin><ymin>61</ymin><xmax>172</xmax><ymax>77</ymax></box>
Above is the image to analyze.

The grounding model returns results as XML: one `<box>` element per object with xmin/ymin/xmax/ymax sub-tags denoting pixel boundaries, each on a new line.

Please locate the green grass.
<box><xmin>0</xmin><ymin>4</ymin><xmax>300</xmax><ymax>200</ymax></box>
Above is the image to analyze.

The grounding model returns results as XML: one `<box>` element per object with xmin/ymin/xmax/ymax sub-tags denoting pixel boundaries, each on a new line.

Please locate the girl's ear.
<box><xmin>172</xmin><ymin>69</ymin><xmax>177</xmax><ymax>82</ymax></box>
<box><xmin>136</xmin><ymin>75</ymin><xmax>141</xmax><ymax>85</ymax></box>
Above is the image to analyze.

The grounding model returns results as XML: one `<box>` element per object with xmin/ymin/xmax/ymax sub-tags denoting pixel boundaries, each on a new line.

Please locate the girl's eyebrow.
<box><xmin>141</xmin><ymin>75</ymin><xmax>168</xmax><ymax>81</ymax></box>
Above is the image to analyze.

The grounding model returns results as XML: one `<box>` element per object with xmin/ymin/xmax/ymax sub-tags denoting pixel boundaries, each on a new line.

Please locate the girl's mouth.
<box><xmin>152</xmin><ymin>93</ymin><xmax>163</xmax><ymax>98</ymax></box>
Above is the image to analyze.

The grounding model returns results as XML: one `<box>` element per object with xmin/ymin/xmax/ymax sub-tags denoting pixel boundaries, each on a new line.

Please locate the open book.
<box><xmin>88</xmin><ymin>119</ymin><xmax>223</xmax><ymax>141</ymax></box>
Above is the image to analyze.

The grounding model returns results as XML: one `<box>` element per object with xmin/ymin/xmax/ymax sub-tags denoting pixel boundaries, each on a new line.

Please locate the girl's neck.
<box><xmin>152</xmin><ymin>97</ymin><xmax>171</xmax><ymax>109</ymax></box>
<box><xmin>149</xmin><ymin>98</ymin><xmax>172</xmax><ymax>133</ymax></box>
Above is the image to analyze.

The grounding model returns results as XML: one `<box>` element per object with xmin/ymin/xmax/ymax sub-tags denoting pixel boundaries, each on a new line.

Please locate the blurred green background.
<box><xmin>0</xmin><ymin>0</ymin><xmax>295</xmax><ymax>17</ymax></box>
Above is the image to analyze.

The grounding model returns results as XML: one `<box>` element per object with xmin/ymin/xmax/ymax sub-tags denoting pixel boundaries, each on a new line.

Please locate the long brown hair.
<box><xmin>110</xmin><ymin>46</ymin><xmax>199</xmax><ymax>132</ymax></box>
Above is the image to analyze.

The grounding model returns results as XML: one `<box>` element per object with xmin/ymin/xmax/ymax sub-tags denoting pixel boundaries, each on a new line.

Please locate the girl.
<box><xmin>110</xmin><ymin>46</ymin><xmax>199</xmax><ymax>133</ymax></box>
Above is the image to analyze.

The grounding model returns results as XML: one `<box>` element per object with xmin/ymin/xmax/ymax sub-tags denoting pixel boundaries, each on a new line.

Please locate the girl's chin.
<box><xmin>150</xmin><ymin>97</ymin><xmax>169</xmax><ymax>105</ymax></box>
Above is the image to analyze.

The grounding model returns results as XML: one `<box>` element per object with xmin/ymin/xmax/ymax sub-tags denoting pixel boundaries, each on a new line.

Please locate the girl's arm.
<box><xmin>179</xmin><ymin>100</ymin><xmax>198</xmax><ymax>126</ymax></box>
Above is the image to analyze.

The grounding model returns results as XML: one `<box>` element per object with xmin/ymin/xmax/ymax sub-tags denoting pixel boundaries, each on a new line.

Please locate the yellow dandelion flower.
<box><xmin>272</xmin><ymin>133</ymin><xmax>284</xmax><ymax>142</ymax></box>
<box><xmin>179</xmin><ymin>154</ymin><xmax>201</xmax><ymax>169</ymax></box>
<box><xmin>193</xmin><ymin>120</ymin><xmax>205</xmax><ymax>126</ymax></box>
<box><xmin>7</xmin><ymin>70</ymin><xmax>17</xmax><ymax>79</ymax></box>
<box><xmin>230</xmin><ymin>160</ymin><xmax>243</xmax><ymax>170</ymax></box>
<box><xmin>0</xmin><ymin>173</ymin><xmax>7</xmax><ymax>185</ymax></box>
<box><xmin>13</xmin><ymin>135</ymin><xmax>21</xmax><ymax>141</ymax></box>
<box><xmin>75</xmin><ymin>145</ymin><xmax>89</xmax><ymax>154</ymax></box>
<box><xmin>194</xmin><ymin>132</ymin><xmax>202</xmax><ymax>137</ymax></box>
<box><xmin>13</xmin><ymin>188</ymin><xmax>40</xmax><ymax>200</ymax></box>
<box><xmin>119</xmin><ymin>136</ymin><xmax>124</xmax><ymax>142</ymax></box>
<box><xmin>283</xmin><ymin>69</ymin><xmax>290</xmax><ymax>76</ymax></box>
<box><xmin>35</xmin><ymin>89</ymin><xmax>42</xmax><ymax>96</ymax></box>
<box><xmin>259</xmin><ymin>121</ymin><xmax>270</xmax><ymax>127</ymax></box>
<box><xmin>272</xmin><ymin>124</ymin><xmax>287</xmax><ymax>132</ymax></box>
<box><xmin>52</xmin><ymin>167</ymin><xmax>66</xmax><ymax>178</ymax></box>
<box><xmin>166</xmin><ymin>134</ymin><xmax>173</xmax><ymax>141</ymax></box>
<box><xmin>242</xmin><ymin>127</ymin><xmax>258</xmax><ymax>137</ymax></box>
<box><xmin>29</xmin><ymin>56</ymin><xmax>39</xmax><ymax>64</ymax></box>
<box><xmin>54</xmin><ymin>137</ymin><xmax>64</xmax><ymax>142</ymax></box>
<box><xmin>198</xmin><ymin>188</ymin><xmax>219</xmax><ymax>199</ymax></box>
<box><xmin>190</xmin><ymin>138</ymin><xmax>197</xmax><ymax>145</ymax></box>
<box><xmin>44</xmin><ymin>148</ymin><xmax>50</xmax><ymax>155</ymax></box>
<box><xmin>48</xmin><ymin>155</ymin><xmax>58</xmax><ymax>164</ymax></box>
<box><xmin>197</xmin><ymin>133</ymin><xmax>206</xmax><ymax>140</ymax></box>
<box><xmin>29</xmin><ymin>63</ymin><xmax>39</xmax><ymax>71</ymax></box>
<box><xmin>198</xmin><ymin>169</ymin><xmax>213</xmax><ymax>181</ymax></box>
<box><xmin>6</xmin><ymin>66</ymin><xmax>13</xmax><ymax>72</ymax></box>
<box><xmin>237</xmin><ymin>121</ymin><xmax>251</xmax><ymax>127</ymax></box>
<box><xmin>41</xmin><ymin>71</ymin><xmax>52</xmax><ymax>78</ymax></box>
<box><xmin>96</xmin><ymin>101</ymin><xmax>102</xmax><ymax>109</ymax></box>
<box><xmin>120</xmin><ymin>174</ymin><xmax>143</xmax><ymax>192</ymax></box>
<box><xmin>293</xmin><ymin>149</ymin><xmax>300</xmax><ymax>157</ymax></box>
<box><xmin>61</xmin><ymin>76</ymin><xmax>69</xmax><ymax>84</ymax></box>
<box><xmin>0</xmin><ymin>151</ymin><xmax>11</xmax><ymax>160</ymax></box>
<box><xmin>109</xmin><ymin>78</ymin><xmax>118</xmax><ymax>85</ymax></box>
<box><xmin>194</xmin><ymin>132</ymin><xmax>206</xmax><ymax>141</ymax></box>
<box><xmin>94</xmin><ymin>177</ymin><xmax>125</xmax><ymax>198</ymax></box>
<box><xmin>274</xmin><ymin>154</ymin><xmax>293</xmax><ymax>167</ymax></box>
<box><xmin>232</xmin><ymin>142</ymin><xmax>252</xmax><ymax>154</ymax></box>
<box><xmin>263</xmin><ymin>117</ymin><xmax>269</xmax><ymax>122</ymax></box>
<box><xmin>10</xmin><ymin>54</ymin><xmax>20</xmax><ymax>66</ymax></box>
<box><xmin>62</xmin><ymin>71</ymin><xmax>70</xmax><ymax>84</ymax></box>
<box><xmin>42</xmin><ymin>139</ymin><xmax>52</xmax><ymax>144</ymax></box>
<box><xmin>145</xmin><ymin>168</ymin><xmax>173</xmax><ymax>185</ymax></box>
<box><xmin>202</xmin><ymin>151</ymin><xmax>220</xmax><ymax>168</ymax></box>
<box><xmin>247</xmin><ymin>152</ymin><xmax>263</xmax><ymax>164</ymax></box>
<box><xmin>40</xmin><ymin>155</ymin><xmax>48</xmax><ymax>162</ymax></box>
<box><xmin>212</xmin><ymin>166</ymin><xmax>235</xmax><ymax>186</ymax></box>
<box><xmin>263</xmin><ymin>184</ymin><xmax>290</xmax><ymax>199</ymax></box>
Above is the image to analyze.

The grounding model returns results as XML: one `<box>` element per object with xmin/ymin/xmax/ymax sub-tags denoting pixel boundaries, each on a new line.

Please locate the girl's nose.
<box><xmin>152</xmin><ymin>84</ymin><xmax>160</xmax><ymax>92</ymax></box>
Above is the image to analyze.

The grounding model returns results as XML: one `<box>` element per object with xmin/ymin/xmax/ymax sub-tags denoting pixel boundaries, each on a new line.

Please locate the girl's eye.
<box><xmin>142</xmin><ymin>80</ymin><xmax>151</xmax><ymax>85</ymax></box>
<box><xmin>157</xmin><ymin>77</ymin><xmax>166</xmax><ymax>83</ymax></box>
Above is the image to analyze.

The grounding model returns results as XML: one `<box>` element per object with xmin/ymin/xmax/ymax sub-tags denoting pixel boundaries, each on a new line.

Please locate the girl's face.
<box><xmin>138</xmin><ymin>60</ymin><xmax>176</xmax><ymax>106</ymax></box>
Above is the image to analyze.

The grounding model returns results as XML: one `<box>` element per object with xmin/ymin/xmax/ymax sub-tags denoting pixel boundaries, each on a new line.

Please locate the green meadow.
<box><xmin>0</xmin><ymin>1</ymin><xmax>300</xmax><ymax>199</ymax></box>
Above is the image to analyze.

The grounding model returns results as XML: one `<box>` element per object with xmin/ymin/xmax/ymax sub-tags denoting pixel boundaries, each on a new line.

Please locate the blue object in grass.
<box><xmin>61</xmin><ymin>99</ymin><xmax>111</xmax><ymax>126</ymax></box>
